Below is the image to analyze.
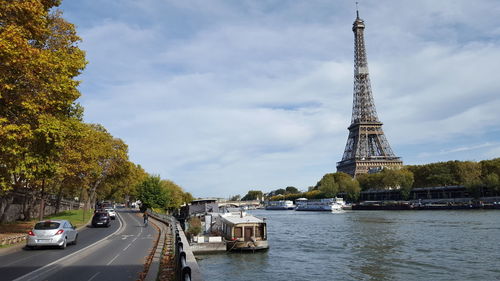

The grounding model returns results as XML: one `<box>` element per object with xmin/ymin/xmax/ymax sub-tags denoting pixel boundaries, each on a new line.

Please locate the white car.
<box><xmin>105</xmin><ymin>208</ymin><xmax>117</xmax><ymax>220</ymax></box>
<box><xmin>26</xmin><ymin>220</ymin><xmax>78</xmax><ymax>249</ymax></box>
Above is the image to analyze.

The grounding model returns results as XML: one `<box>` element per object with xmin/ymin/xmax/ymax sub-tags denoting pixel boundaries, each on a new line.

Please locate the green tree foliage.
<box><xmin>356</xmin><ymin>168</ymin><xmax>414</xmax><ymax>199</ymax></box>
<box><xmin>241</xmin><ymin>190</ymin><xmax>263</xmax><ymax>201</ymax></box>
<box><xmin>183</xmin><ymin>192</ymin><xmax>194</xmax><ymax>204</ymax></box>
<box><xmin>137</xmin><ymin>175</ymin><xmax>169</xmax><ymax>211</ymax></box>
<box><xmin>357</xmin><ymin>173</ymin><xmax>383</xmax><ymax>191</ymax></box>
<box><xmin>480</xmin><ymin>158</ymin><xmax>500</xmax><ymax>192</ymax></box>
<box><xmin>483</xmin><ymin>173</ymin><xmax>500</xmax><ymax>192</ymax></box>
<box><xmin>229</xmin><ymin>195</ymin><xmax>241</xmax><ymax>201</ymax></box>
<box><xmin>187</xmin><ymin>216</ymin><xmax>202</xmax><ymax>237</ymax></box>
<box><xmin>136</xmin><ymin>175</ymin><xmax>192</xmax><ymax>212</ymax></box>
<box><xmin>285</xmin><ymin>186</ymin><xmax>300</xmax><ymax>194</ymax></box>
<box><xmin>316</xmin><ymin>173</ymin><xmax>338</xmax><ymax>197</ymax></box>
<box><xmin>315</xmin><ymin>172</ymin><xmax>361</xmax><ymax>201</ymax></box>
<box><xmin>334</xmin><ymin>172</ymin><xmax>361</xmax><ymax>202</ymax></box>
<box><xmin>407</xmin><ymin>160</ymin><xmax>482</xmax><ymax>188</ymax></box>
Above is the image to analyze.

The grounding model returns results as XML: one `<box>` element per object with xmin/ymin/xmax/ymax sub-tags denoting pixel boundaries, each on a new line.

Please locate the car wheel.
<box><xmin>25</xmin><ymin>245</ymin><xmax>34</xmax><ymax>250</ymax></box>
<box><xmin>60</xmin><ymin>238</ymin><xmax>67</xmax><ymax>249</ymax></box>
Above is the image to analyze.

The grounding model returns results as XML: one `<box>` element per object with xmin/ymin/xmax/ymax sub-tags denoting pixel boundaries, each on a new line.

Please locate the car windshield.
<box><xmin>94</xmin><ymin>212</ymin><xmax>108</xmax><ymax>218</ymax></box>
<box><xmin>35</xmin><ymin>221</ymin><xmax>60</xmax><ymax>230</ymax></box>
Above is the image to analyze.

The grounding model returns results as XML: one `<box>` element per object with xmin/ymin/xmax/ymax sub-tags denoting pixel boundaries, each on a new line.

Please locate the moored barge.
<box><xmin>220</xmin><ymin>211</ymin><xmax>268</xmax><ymax>251</ymax></box>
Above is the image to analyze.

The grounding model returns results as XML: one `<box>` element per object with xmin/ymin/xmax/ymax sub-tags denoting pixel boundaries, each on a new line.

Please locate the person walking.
<box><xmin>143</xmin><ymin>212</ymin><xmax>149</xmax><ymax>227</ymax></box>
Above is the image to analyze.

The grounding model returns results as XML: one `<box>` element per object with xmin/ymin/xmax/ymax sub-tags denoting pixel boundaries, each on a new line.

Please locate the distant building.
<box><xmin>181</xmin><ymin>199</ymin><xmax>219</xmax><ymax>217</ymax></box>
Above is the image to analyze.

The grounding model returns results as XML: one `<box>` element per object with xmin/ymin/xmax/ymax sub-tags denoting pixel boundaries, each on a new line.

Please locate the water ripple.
<box><xmin>197</xmin><ymin>210</ymin><xmax>500</xmax><ymax>281</ymax></box>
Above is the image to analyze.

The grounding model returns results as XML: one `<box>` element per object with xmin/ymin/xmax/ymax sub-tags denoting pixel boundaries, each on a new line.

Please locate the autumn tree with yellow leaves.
<box><xmin>0</xmin><ymin>0</ymin><xmax>191</xmax><ymax>222</ymax></box>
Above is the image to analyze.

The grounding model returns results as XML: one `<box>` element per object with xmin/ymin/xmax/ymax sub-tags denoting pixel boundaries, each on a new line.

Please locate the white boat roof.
<box><xmin>220</xmin><ymin>214</ymin><xmax>264</xmax><ymax>224</ymax></box>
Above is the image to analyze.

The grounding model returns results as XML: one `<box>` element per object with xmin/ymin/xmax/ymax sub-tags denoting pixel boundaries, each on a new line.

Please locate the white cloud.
<box><xmin>61</xmin><ymin>0</ymin><xmax>500</xmax><ymax>197</ymax></box>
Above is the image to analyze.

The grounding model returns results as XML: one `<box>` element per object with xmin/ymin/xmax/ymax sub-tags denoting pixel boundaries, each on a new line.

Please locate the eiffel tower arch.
<box><xmin>336</xmin><ymin>11</ymin><xmax>403</xmax><ymax>177</ymax></box>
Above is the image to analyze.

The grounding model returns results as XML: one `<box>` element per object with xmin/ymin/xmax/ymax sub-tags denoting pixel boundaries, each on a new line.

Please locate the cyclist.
<box><xmin>143</xmin><ymin>212</ymin><xmax>149</xmax><ymax>226</ymax></box>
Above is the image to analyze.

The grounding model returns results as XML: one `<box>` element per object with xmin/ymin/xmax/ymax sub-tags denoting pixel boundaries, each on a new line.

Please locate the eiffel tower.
<box><xmin>336</xmin><ymin>10</ymin><xmax>402</xmax><ymax>177</ymax></box>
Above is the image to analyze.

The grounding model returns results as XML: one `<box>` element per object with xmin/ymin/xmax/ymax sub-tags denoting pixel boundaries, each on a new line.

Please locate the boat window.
<box><xmin>234</xmin><ymin>227</ymin><xmax>242</xmax><ymax>238</ymax></box>
<box><xmin>256</xmin><ymin>225</ymin><xmax>264</xmax><ymax>238</ymax></box>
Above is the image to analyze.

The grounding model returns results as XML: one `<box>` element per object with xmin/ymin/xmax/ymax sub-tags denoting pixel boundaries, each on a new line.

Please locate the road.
<box><xmin>0</xmin><ymin>209</ymin><xmax>158</xmax><ymax>281</ymax></box>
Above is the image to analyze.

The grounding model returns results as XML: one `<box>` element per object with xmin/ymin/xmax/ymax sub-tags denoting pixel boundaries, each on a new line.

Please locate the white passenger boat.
<box><xmin>295</xmin><ymin>197</ymin><xmax>346</xmax><ymax>212</ymax></box>
<box><xmin>265</xmin><ymin>200</ymin><xmax>295</xmax><ymax>210</ymax></box>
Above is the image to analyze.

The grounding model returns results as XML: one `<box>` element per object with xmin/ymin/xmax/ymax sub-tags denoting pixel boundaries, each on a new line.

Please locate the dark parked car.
<box><xmin>92</xmin><ymin>212</ymin><xmax>111</xmax><ymax>227</ymax></box>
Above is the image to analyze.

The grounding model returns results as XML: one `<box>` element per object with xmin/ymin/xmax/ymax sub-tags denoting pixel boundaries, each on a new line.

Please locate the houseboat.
<box><xmin>295</xmin><ymin>197</ymin><xmax>346</xmax><ymax>212</ymax></box>
<box><xmin>265</xmin><ymin>200</ymin><xmax>295</xmax><ymax>210</ymax></box>
<box><xmin>219</xmin><ymin>210</ymin><xmax>268</xmax><ymax>251</ymax></box>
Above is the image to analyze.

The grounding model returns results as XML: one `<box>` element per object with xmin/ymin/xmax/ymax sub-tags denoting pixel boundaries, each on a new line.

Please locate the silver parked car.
<box><xmin>26</xmin><ymin>220</ymin><xmax>78</xmax><ymax>249</ymax></box>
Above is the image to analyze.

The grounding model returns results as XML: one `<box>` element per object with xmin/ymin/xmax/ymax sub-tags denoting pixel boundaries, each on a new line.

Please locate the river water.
<box><xmin>196</xmin><ymin>209</ymin><xmax>500</xmax><ymax>281</ymax></box>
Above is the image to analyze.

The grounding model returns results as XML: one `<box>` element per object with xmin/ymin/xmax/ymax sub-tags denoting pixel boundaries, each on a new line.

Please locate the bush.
<box><xmin>187</xmin><ymin>216</ymin><xmax>202</xmax><ymax>238</ymax></box>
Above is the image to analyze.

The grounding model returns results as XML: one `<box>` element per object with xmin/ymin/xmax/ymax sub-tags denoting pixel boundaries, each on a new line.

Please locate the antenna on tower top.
<box><xmin>355</xmin><ymin>1</ymin><xmax>360</xmax><ymax>18</ymax></box>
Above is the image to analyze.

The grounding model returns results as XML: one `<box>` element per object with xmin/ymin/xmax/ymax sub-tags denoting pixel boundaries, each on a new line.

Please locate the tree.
<box><xmin>334</xmin><ymin>172</ymin><xmax>361</xmax><ymax>202</ymax></box>
<box><xmin>162</xmin><ymin>180</ymin><xmax>186</xmax><ymax>210</ymax></box>
<box><xmin>316</xmin><ymin>173</ymin><xmax>339</xmax><ymax>198</ymax></box>
<box><xmin>357</xmin><ymin>172</ymin><xmax>384</xmax><ymax>190</ymax></box>
<box><xmin>136</xmin><ymin>175</ymin><xmax>192</xmax><ymax>212</ymax></box>
<box><xmin>137</xmin><ymin>175</ymin><xmax>169</xmax><ymax>212</ymax></box>
<box><xmin>229</xmin><ymin>195</ymin><xmax>241</xmax><ymax>201</ymax></box>
<box><xmin>186</xmin><ymin>216</ymin><xmax>202</xmax><ymax>239</ymax></box>
<box><xmin>397</xmin><ymin>169</ymin><xmax>414</xmax><ymax>200</ymax></box>
<box><xmin>0</xmin><ymin>0</ymin><xmax>86</xmax><ymax>221</ymax></box>
<box><xmin>183</xmin><ymin>192</ymin><xmax>194</xmax><ymax>204</ymax></box>
<box><xmin>285</xmin><ymin>186</ymin><xmax>300</xmax><ymax>194</ymax></box>
<box><xmin>241</xmin><ymin>190</ymin><xmax>263</xmax><ymax>201</ymax></box>
<box><xmin>484</xmin><ymin>173</ymin><xmax>500</xmax><ymax>192</ymax></box>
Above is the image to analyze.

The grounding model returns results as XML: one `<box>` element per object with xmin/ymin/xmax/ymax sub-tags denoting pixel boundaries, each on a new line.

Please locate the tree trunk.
<box><xmin>23</xmin><ymin>193</ymin><xmax>35</xmax><ymax>221</ymax></box>
<box><xmin>55</xmin><ymin>184</ymin><xmax>64</xmax><ymax>214</ymax></box>
<box><xmin>0</xmin><ymin>194</ymin><xmax>15</xmax><ymax>223</ymax></box>
<box><xmin>86</xmin><ymin>179</ymin><xmax>102</xmax><ymax>212</ymax></box>
<box><xmin>39</xmin><ymin>179</ymin><xmax>45</xmax><ymax>221</ymax></box>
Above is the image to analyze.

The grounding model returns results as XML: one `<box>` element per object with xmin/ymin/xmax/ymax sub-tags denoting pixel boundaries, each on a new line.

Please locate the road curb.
<box><xmin>145</xmin><ymin>217</ymin><xmax>166</xmax><ymax>281</ymax></box>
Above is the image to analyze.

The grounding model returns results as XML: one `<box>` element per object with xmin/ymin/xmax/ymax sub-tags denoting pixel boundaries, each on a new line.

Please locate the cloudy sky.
<box><xmin>59</xmin><ymin>0</ymin><xmax>500</xmax><ymax>198</ymax></box>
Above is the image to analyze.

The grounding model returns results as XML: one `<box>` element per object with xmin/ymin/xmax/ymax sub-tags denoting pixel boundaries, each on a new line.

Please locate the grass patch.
<box><xmin>46</xmin><ymin>209</ymin><xmax>94</xmax><ymax>228</ymax></box>
<box><xmin>0</xmin><ymin>209</ymin><xmax>94</xmax><ymax>249</ymax></box>
<box><xmin>151</xmin><ymin>207</ymin><xmax>166</xmax><ymax>214</ymax></box>
<box><xmin>0</xmin><ymin>209</ymin><xmax>94</xmax><ymax>235</ymax></box>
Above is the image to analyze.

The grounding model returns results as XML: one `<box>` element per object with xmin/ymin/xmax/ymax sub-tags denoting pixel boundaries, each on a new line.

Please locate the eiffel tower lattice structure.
<box><xmin>336</xmin><ymin>11</ymin><xmax>403</xmax><ymax>177</ymax></box>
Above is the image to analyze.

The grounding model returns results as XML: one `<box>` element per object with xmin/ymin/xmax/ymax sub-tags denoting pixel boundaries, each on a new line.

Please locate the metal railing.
<box><xmin>148</xmin><ymin>210</ymin><xmax>192</xmax><ymax>281</ymax></box>
<box><xmin>175</xmin><ymin>230</ymin><xmax>192</xmax><ymax>281</ymax></box>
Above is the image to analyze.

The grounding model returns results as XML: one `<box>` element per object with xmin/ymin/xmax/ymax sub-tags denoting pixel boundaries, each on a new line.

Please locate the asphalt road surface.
<box><xmin>0</xmin><ymin>209</ymin><xmax>157</xmax><ymax>281</ymax></box>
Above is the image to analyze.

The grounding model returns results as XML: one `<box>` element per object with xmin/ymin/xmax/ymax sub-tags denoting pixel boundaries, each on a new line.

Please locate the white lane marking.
<box><xmin>120</xmin><ymin>234</ymin><xmax>134</xmax><ymax>240</ymax></box>
<box><xmin>13</xmin><ymin>212</ymin><xmax>124</xmax><ymax>281</ymax></box>
<box><xmin>87</xmin><ymin>272</ymin><xmax>100</xmax><ymax>281</ymax></box>
<box><xmin>123</xmin><ymin>243</ymin><xmax>133</xmax><ymax>251</ymax></box>
<box><xmin>119</xmin><ymin>211</ymin><xmax>143</xmax><ymax>251</ymax></box>
<box><xmin>106</xmin><ymin>253</ymin><xmax>120</xmax><ymax>265</ymax></box>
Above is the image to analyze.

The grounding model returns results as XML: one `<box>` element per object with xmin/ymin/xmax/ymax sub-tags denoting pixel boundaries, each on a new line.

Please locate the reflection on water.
<box><xmin>196</xmin><ymin>210</ymin><xmax>500</xmax><ymax>281</ymax></box>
